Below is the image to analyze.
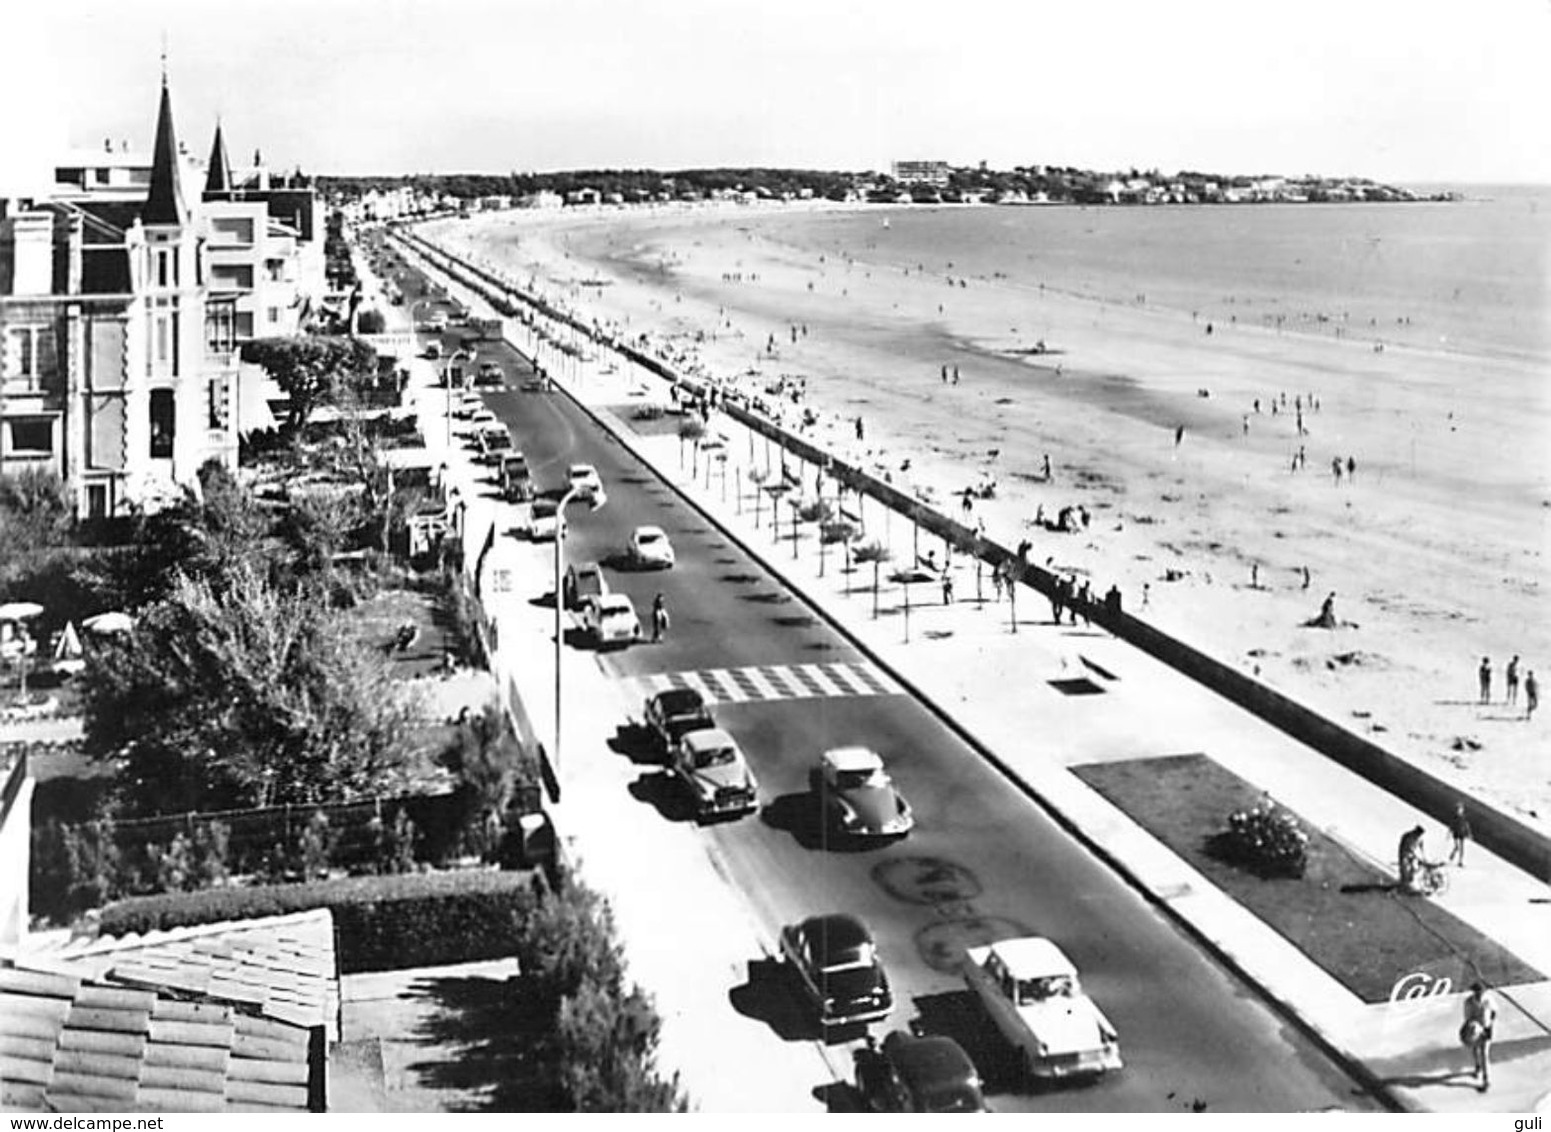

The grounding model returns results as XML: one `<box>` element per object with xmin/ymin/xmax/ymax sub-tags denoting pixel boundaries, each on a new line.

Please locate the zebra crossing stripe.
<box><xmin>847</xmin><ymin>664</ymin><xmax>895</xmax><ymax>695</ymax></box>
<box><xmin>699</xmin><ymin>668</ymin><xmax>738</xmax><ymax>703</ymax></box>
<box><xmin>789</xmin><ymin>665</ymin><xmax>830</xmax><ymax>697</ymax></box>
<box><xmin>799</xmin><ymin>664</ymin><xmax>848</xmax><ymax>697</ymax></box>
<box><xmin>728</xmin><ymin>667</ymin><xmax>767</xmax><ymax>700</ymax></box>
<box><xmin>760</xmin><ymin>666</ymin><xmax>799</xmax><ymax>697</ymax></box>
<box><xmin>819</xmin><ymin>662</ymin><xmax>867</xmax><ymax>695</ymax></box>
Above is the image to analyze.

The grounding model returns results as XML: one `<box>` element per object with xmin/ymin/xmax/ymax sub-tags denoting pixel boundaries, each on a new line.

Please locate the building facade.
<box><xmin>0</xmin><ymin>76</ymin><xmax>324</xmax><ymax>517</ymax></box>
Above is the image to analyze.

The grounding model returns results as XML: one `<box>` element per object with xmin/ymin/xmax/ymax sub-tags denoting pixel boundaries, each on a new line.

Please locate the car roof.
<box><xmin>633</xmin><ymin>525</ymin><xmax>666</xmax><ymax>539</ymax></box>
<box><xmin>681</xmin><ymin>727</ymin><xmax>737</xmax><ymax>752</ymax></box>
<box><xmin>986</xmin><ymin>937</ymin><xmax>1077</xmax><ymax>979</ymax></box>
<box><xmin>798</xmin><ymin>913</ymin><xmax>873</xmax><ymax>958</ymax></box>
<box><xmin>596</xmin><ymin>594</ymin><xmax>633</xmax><ymax>612</ymax></box>
<box><xmin>573</xmin><ymin>561</ymin><xmax>603</xmax><ymax>576</ymax></box>
<box><xmin>880</xmin><ymin>1032</ymin><xmax>977</xmax><ymax>1086</ymax></box>
<box><xmin>569</xmin><ymin>463</ymin><xmax>597</xmax><ymax>475</ymax></box>
<box><xmin>653</xmin><ymin>687</ymin><xmax>705</xmax><ymax>713</ymax></box>
<box><xmin>823</xmin><ymin>746</ymin><xmax>884</xmax><ymax>773</ymax></box>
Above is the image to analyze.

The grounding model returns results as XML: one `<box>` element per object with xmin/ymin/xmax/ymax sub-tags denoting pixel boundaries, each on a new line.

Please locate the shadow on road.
<box><xmin>760</xmin><ymin>792</ymin><xmax>877</xmax><ymax>854</ymax></box>
<box><xmin>607</xmin><ymin>723</ymin><xmax>661</xmax><ymax>766</ymax></box>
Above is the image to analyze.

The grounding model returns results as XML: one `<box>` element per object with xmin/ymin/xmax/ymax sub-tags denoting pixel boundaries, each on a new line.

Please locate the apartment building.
<box><xmin>0</xmin><ymin>74</ymin><xmax>324</xmax><ymax>517</ymax></box>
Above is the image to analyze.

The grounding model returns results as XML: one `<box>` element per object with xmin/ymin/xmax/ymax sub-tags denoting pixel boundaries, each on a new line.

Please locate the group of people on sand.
<box><xmin>1477</xmin><ymin>655</ymin><xmax>1538</xmax><ymax>720</ymax></box>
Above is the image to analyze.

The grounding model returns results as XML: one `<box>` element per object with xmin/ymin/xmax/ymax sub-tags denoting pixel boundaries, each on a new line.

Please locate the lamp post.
<box><xmin>551</xmin><ymin>486</ymin><xmax>599</xmax><ymax>797</ymax></box>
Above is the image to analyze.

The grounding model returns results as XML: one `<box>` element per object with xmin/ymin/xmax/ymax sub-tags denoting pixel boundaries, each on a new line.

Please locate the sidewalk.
<box><xmin>409</xmin><ymin>235</ymin><xmax>1551</xmax><ymax>1114</ymax></box>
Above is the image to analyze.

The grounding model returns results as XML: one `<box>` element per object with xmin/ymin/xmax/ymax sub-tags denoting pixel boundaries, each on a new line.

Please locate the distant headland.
<box><xmin>321</xmin><ymin>161</ymin><xmax>1455</xmax><ymax>215</ymax></box>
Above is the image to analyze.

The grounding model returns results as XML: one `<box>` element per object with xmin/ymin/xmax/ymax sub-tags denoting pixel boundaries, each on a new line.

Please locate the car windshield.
<box><xmin>637</xmin><ymin>532</ymin><xmax>663</xmax><ymax>546</ymax></box>
<box><xmin>1016</xmin><ymin>975</ymin><xmax>1073</xmax><ymax>1004</ymax></box>
<box><xmin>835</xmin><ymin>768</ymin><xmax>884</xmax><ymax>790</ymax></box>
<box><xmin>533</xmin><ymin>502</ymin><xmax>557</xmax><ymax>518</ymax></box>
<box><xmin>601</xmin><ymin>605</ymin><xmax>631</xmax><ymax>620</ymax></box>
<box><xmin>657</xmin><ymin>690</ymin><xmax>704</xmax><ymax>716</ymax></box>
<box><xmin>694</xmin><ymin>746</ymin><xmax>736</xmax><ymax>768</ymax></box>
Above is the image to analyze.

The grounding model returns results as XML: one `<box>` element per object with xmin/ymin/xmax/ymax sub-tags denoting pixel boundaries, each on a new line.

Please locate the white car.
<box><xmin>628</xmin><ymin>525</ymin><xmax>675</xmax><ymax>569</ymax></box>
<box><xmin>814</xmin><ymin>746</ymin><xmax>914</xmax><ymax>838</ymax></box>
<box><xmin>672</xmin><ymin>728</ymin><xmax>759</xmax><ymax>819</ymax></box>
<box><xmin>962</xmin><ymin>936</ymin><xmax>1122</xmax><ymax>1084</ymax></box>
<box><xmin>567</xmin><ymin>463</ymin><xmax>605</xmax><ymax>505</ymax></box>
<box><xmin>466</xmin><ymin>407</ymin><xmax>499</xmax><ymax>430</ymax></box>
<box><xmin>582</xmin><ymin>593</ymin><xmax>641</xmax><ymax>647</ymax></box>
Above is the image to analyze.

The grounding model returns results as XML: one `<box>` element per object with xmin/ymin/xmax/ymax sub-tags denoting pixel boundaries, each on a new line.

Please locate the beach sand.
<box><xmin>424</xmin><ymin>202</ymin><xmax>1550</xmax><ymax>834</ymax></box>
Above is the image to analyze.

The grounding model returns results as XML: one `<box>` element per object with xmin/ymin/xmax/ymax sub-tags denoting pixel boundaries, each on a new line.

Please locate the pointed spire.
<box><xmin>143</xmin><ymin>72</ymin><xmax>186</xmax><ymax>226</ymax></box>
<box><xmin>204</xmin><ymin>121</ymin><xmax>233</xmax><ymax>197</ymax></box>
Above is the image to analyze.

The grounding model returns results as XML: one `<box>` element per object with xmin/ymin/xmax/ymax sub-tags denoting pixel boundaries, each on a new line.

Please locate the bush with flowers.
<box><xmin>1216</xmin><ymin>799</ymin><xmax>1309</xmax><ymax>878</ymax></box>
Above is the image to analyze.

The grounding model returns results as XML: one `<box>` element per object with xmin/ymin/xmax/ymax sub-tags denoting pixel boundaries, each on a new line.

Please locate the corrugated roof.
<box><xmin>0</xmin><ymin>910</ymin><xmax>334</xmax><ymax>1112</ymax></box>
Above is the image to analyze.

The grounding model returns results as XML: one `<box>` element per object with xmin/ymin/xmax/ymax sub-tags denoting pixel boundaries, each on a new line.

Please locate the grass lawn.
<box><xmin>1073</xmin><ymin>754</ymin><xmax>1540</xmax><ymax>1003</ymax></box>
<box><xmin>346</xmin><ymin>587</ymin><xmax>456</xmax><ymax>678</ymax></box>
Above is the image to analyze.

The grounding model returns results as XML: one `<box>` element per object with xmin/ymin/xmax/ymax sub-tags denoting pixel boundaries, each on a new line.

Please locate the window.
<box><xmin>155</xmin><ymin>249</ymin><xmax>170</xmax><ymax>288</ymax></box>
<box><xmin>267</xmin><ymin>306</ymin><xmax>280</xmax><ymax>324</ymax></box>
<box><xmin>155</xmin><ymin>313</ymin><xmax>171</xmax><ymax>364</ymax></box>
<box><xmin>205</xmin><ymin>302</ymin><xmax>236</xmax><ymax>356</ymax></box>
<box><xmin>4</xmin><ymin>327</ymin><xmax>36</xmax><ymax>378</ymax></box>
<box><xmin>5</xmin><ymin>416</ymin><xmax>53</xmax><ymax>455</ymax></box>
<box><xmin>210</xmin><ymin>264</ymin><xmax>254</xmax><ymax>290</ymax></box>
<box><xmin>209</xmin><ymin>217</ymin><xmax>254</xmax><ymax>244</ymax></box>
<box><xmin>149</xmin><ymin>389</ymin><xmax>175</xmax><ymax>459</ymax></box>
<box><xmin>207</xmin><ymin>377</ymin><xmax>230</xmax><ymax>430</ymax></box>
<box><xmin>235</xmin><ymin>312</ymin><xmax>254</xmax><ymax>339</ymax></box>
<box><xmin>87</xmin><ymin>484</ymin><xmax>109</xmax><ymax>519</ymax></box>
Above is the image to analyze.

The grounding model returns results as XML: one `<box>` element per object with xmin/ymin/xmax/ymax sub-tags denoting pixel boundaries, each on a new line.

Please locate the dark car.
<box><xmin>779</xmin><ymin>913</ymin><xmax>893</xmax><ymax>1031</ymax></box>
<box><xmin>474</xmin><ymin>360</ymin><xmax>504</xmax><ymax>388</ymax></box>
<box><xmin>500</xmin><ymin>453</ymin><xmax>534</xmax><ymax>502</ymax></box>
<box><xmin>855</xmin><ymin>1032</ymin><xmax>987</xmax><ymax>1113</ymax></box>
<box><xmin>643</xmin><ymin>687</ymin><xmax>715</xmax><ymax>757</ymax></box>
<box><xmin>476</xmin><ymin>426</ymin><xmax>513</xmax><ymax>465</ymax></box>
<box><xmin>563</xmin><ymin>561</ymin><xmax>609</xmax><ymax>610</ymax></box>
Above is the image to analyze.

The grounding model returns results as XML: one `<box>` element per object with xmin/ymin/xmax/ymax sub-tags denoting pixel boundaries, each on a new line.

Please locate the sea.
<box><xmin>721</xmin><ymin>185</ymin><xmax>1551</xmax><ymax>369</ymax></box>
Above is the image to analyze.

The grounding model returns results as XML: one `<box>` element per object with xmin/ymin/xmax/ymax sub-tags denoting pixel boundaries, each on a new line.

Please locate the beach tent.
<box><xmin>52</xmin><ymin>621</ymin><xmax>85</xmax><ymax>677</ymax></box>
<box><xmin>82</xmin><ymin>611</ymin><xmax>135</xmax><ymax>635</ymax></box>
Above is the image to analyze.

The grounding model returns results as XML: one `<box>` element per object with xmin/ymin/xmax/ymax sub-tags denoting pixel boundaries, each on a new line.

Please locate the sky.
<box><xmin>4</xmin><ymin>0</ymin><xmax>1550</xmax><ymax>186</ymax></box>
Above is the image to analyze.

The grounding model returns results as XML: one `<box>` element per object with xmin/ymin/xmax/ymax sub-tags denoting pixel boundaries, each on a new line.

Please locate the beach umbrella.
<box><xmin>0</xmin><ymin>601</ymin><xmax>44</xmax><ymax>621</ymax></box>
<box><xmin>82</xmin><ymin>611</ymin><xmax>135</xmax><ymax>635</ymax></box>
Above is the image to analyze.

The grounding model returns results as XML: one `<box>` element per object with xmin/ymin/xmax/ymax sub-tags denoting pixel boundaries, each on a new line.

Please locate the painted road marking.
<box><xmin>623</xmin><ymin>662</ymin><xmax>901</xmax><ymax>705</ymax></box>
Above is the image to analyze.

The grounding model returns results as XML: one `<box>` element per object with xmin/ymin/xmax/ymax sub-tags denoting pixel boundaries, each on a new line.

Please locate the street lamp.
<box><xmin>551</xmin><ymin>485</ymin><xmax>602</xmax><ymax>800</ymax></box>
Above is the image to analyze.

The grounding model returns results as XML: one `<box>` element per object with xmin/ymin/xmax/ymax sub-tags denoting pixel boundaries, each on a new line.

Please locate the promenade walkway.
<box><xmin>403</xmin><ymin>233</ymin><xmax>1551</xmax><ymax>1114</ymax></box>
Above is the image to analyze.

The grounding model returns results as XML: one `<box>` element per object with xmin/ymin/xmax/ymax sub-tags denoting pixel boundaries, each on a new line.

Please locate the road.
<box><xmin>387</xmin><ymin>239</ymin><xmax>1383</xmax><ymax>1113</ymax></box>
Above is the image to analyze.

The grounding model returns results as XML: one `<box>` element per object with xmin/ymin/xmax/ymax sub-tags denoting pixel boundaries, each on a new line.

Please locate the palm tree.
<box><xmin>852</xmin><ymin>541</ymin><xmax>892</xmax><ymax>619</ymax></box>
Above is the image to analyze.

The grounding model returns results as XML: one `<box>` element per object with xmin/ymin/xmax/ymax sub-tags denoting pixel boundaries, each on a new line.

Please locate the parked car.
<box><xmin>567</xmin><ymin>463</ymin><xmax>605</xmax><ymax>505</ymax></box>
<box><xmin>779</xmin><ymin>913</ymin><xmax>893</xmax><ymax>1032</ymax></box>
<box><xmin>563</xmin><ymin>561</ymin><xmax>609</xmax><ymax>609</ymax></box>
<box><xmin>643</xmin><ymin>687</ymin><xmax>716</xmax><ymax>758</ymax></box>
<box><xmin>501</xmin><ymin>453</ymin><xmax>535</xmax><ymax>502</ymax></box>
<box><xmin>526</xmin><ymin>499</ymin><xmax>566</xmax><ymax>542</ymax></box>
<box><xmin>460</xmin><ymin>407</ymin><xmax>499</xmax><ymax>434</ymax></box>
<box><xmin>671</xmin><ymin>727</ymin><xmax>759</xmax><ymax>819</ymax></box>
<box><xmin>627</xmin><ymin>525</ymin><xmax>675</xmax><ymax>569</ymax></box>
<box><xmin>961</xmin><ymin>936</ymin><xmax>1121</xmax><ymax>1084</ymax></box>
<box><xmin>453</xmin><ymin>394</ymin><xmax>484</xmax><ymax>419</ymax></box>
<box><xmin>854</xmin><ymin>1032</ymin><xmax>987</xmax><ymax>1113</ymax></box>
<box><xmin>582</xmin><ymin>593</ymin><xmax>641</xmax><ymax>648</ymax></box>
<box><xmin>813</xmin><ymin>747</ymin><xmax>914</xmax><ymax>838</ymax></box>
<box><xmin>476</xmin><ymin>426</ymin><xmax>513</xmax><ymax>464</ymax></box>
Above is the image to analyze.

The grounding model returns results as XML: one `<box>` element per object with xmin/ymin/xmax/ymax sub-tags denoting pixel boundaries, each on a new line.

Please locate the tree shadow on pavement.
<box><xmin>404</xmin><ymin>972</ymin><xmax>564</xmax><ymax>1112</ymax></box>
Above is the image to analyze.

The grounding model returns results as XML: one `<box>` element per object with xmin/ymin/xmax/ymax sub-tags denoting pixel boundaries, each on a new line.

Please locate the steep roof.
<box><xmin>203</xmin><ymin>123</ymin><xmax>233</xmax><ymax>198</ymax></box>
<box><xmin>141</xmin><ymin>78</ymin><xmax>186</xmax><ymax>226</ymax></box>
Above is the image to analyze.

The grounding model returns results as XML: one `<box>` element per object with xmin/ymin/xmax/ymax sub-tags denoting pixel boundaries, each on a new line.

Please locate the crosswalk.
<box><xmin>619</xmin><ymin>661</ymin><xmax>902</xmax><ymax>706</ymax></box>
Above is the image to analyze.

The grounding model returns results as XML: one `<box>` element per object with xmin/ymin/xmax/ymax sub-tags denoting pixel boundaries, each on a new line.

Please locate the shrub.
<box><xmin>514</xmin><ymin>882</ymin><xmax>625</xmax><ymax>1007</ymax></box>
<box><xmin>100</xmin><ymin>870</ymin><xmax>543</xmax><ymax>974</ymax></box>
<box><xmin>147</xmin><ymin>832</ymin><xmax>196</xmax><ymax>893</ymax></box>
<box><xmin>556</xmin><ymin>981</ymin><xmax>685</xmax><ymax>1112</ymax></box>
<box><xmin>1215</xmin><ymin>801</ymin><xmax>1309</xmax><ymax>878</ymax></box>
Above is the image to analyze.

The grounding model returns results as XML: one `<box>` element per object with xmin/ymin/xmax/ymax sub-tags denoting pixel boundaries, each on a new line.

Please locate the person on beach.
<box><xmin>941</xmin><ymin>364</ymin><xmax>948</xmax><ymax>383</ymax></box>
<box><xmin>1174</xmin><ymin>425</ymin><xmax>1185</xmax><ymax>446</ymax></box>
<box><xmin>1525</xmin><ymin>671</ymin><xmax>1539</xmax><ymax>720</ymax></box>
<box><xmin>1448</xmin><ymin>802</ymin><xmax>1472</xmax><ymax>867</ymax></box>
<box><xmin>1320</xmin><ymin>592</ymin><xmax>1337</xmax><ymax>626</ymax></box>
<box><xmin>1347</xmin><ymin>456</ymin><xmax>1356</xmax><ymax>480</ymax></box>
<box><xmin>1142</xmin><ymin>583</ymin><xmax>1151</xmax><ymax>608</ymax></box>
<box><xmin>1478</xmin><ymin>657</ymin><xmax>1492</xmax><ymax>704</ymax></box>
<box><xmin>855</xmin><ymin>416</ymin><xmax>865</xmax><ymax>441</ymax></box>
<box><xmin>952</xmin><ymin>366</ymin><xmax>960</xmax><ymax>385</ymax></box>
<box><xmin>1302</xmin><ymin>565</ymin><xmax>1312</xmax><ymax>590</ymax></box>
<box><xmin>1461</xmin><ymin>982</ymin><xmax>1497</xmax><ymax>1091</ymax></box>
<box><xmin>1042</xmin><ymin>453</ymin><xmax>1052</xmax><ymax>481</ymax></box>
<box><xmin>1332</xmin><ymin>457</ymin><xmax>1343</xmax><ymax>485</ymax></box>
<box><xmin>1506</xmin><ymin>655</ymin><xmax>1521</xmax><ymax>705</ymax></box>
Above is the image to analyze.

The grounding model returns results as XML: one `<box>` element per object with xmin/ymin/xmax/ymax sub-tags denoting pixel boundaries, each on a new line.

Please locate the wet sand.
<box><xmin>424</xmin><ymin>202</ymin><xmax>1551</xmax><ymax>833</ymax></box>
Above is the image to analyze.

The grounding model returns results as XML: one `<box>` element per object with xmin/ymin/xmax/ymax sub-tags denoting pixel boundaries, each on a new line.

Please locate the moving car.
<box><xmin>779</xmin><ymin>913</ymin><xmax>893</xmax><ymax>1032</ymax></box>
<box><xmin>520</xmin><ymin>373</ymin><xmax>549</xmax><ymax>393</ymax></box>
<box><xmin>567</xmin><ymin>463</ymin><xmax>605</xmax><ymax>505</ymax></box>
<box><xmin>854</xmin><ymin>1032</ymin><xmax>987</xmax><ymax>1113</ymax></box>
<box><xmin>628</xmin><ymin>525</ymin><xmax>675</xmax><ymax>569</ymax></box>
<box><xmin>643</xmin><ymin>687</ymin><xmax>716</xmax><ymax>757</ymax></box>
<box><xmin>582</xmin><ymin>593</ymin><xmax>641</xmax><ymax>648</ymax></box>
<box><xmin>423</xmin><ymin>340</ymin><xmax>443</xmax><ymax>360</ymax></box>
<box><xmin>526</xmin><ymin>499</ymin><xmax>566</xmax><ymax>542</ymax></box>
<box><xmin>962</xmin><ymin>936</ymin><xmax>1122</xmax><ymax>1083</ymax></box>
<box><xmin>813</xmin><ymin>747</ymin><xmax>914</xmax><ymax>838</ymax></box>
<box><xmin>671</xmin><ymin>727</ymin><xmax>759</xmax><ymax>819</ymax></box>
<box><xmin>563</xmin><ymin>562</ymin><xmax>609</xmax><ymax>609</ymax></box>
<box><xmin>474</xmin><ymin>360</ymin><xmax>504</xmax><ymax>387</ymax></box>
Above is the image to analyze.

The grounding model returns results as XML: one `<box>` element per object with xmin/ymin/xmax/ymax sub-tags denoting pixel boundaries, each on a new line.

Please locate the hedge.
<box><xmin>99</xmin><ymin>869</ymin><xmax>542</xmax><ymax>974</ymax></box>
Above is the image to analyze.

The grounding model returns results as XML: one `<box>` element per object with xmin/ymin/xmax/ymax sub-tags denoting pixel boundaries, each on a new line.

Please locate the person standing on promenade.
<box><xmin>1525</xmin><ymin>671</ymin><xmax>1539</xmax><ymax>720</ymax></box>
<box><xmin>1505</xmin><ymin>655</ymin><xmax>1520</xmax><ymax>705</ymax></box>
<box><xmin>1478</xmin><ymin>656</ymin><xmax>1492</xmax><ymax>705</ymax></box>
<box><xmin>652</xmin><ymin>593</ymin><xmax>669</xmax><ymax>643</ymax></box>
<box><xmin>1461</xmin><ymin>982</ymin><xmax>1497</xmax><ymax>1091</ymax></box>
<box><xmin>1448</xmin><ymin>802</ymin><xmax>1472</xmax><ymax>867</ymax></box>
<box><xmin>941</xmin><ymin>570</ymin><xmax>954</xmax><ymax>606</ymax></box>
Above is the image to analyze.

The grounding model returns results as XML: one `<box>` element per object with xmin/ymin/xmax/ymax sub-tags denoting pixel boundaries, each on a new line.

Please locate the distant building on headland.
<box><xmin>891</xmin><ymin>160</ymin><xmax>950</xmax><ymax>187</ymax></box>
<box><xmin>0</xmin><ymin>71</ymin><xmax>324</xmax><ymax>519</ymax></box>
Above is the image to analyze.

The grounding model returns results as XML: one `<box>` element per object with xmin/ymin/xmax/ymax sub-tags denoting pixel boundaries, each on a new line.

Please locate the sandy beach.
<box><xmin>422</xmin><ymin>201</ymin><xmax>1550</xmax><ymax>834</ymax></box>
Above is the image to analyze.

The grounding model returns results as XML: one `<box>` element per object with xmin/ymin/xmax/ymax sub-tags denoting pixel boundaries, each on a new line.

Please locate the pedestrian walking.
<box><xmin>1142</xmin><ymin>582</ymin><xmax>1151</xmax><ymax>608</ymax></box>
<box><xmin>1050</xmin><ymin>582</ymin><xmax>1064</xmax><ymax>624</ymax></box>
<box><xmin>952</xmin><ymin>365</ymin><xmax>960</xmax><ymax>385</ymax></box>
<box><xmin>1042</xmin><ymin>453</ymin><xmax>1052</xmax><ymax>480</ymax></box>
<box><xmin>991</xmin><ymin>568</ymin><xmax>1004</xmax><ymax>602</ymax></box>
<box><xmin>1478</xmin><ymin>656</ymin><xmax>1492</xmax><ymax>705</ymax></box>
<box><xmin>1251</xmin><ymin>563</ymin><xmax>1259</xmax><ymax>589</ymax></box>
<box><xmin>1332</xmin><ymin>457</ymin><xmax>1343</xmax><ymax>485</ymax></box>
<box><xmin>1460</xmin><ymin>982</ymin><xmax>1497</xmax><ymax>1091</ymax></box>
<box><xmin>941</xmin><ymin>571</ymin><xmax>954</xmax><ymax>605</ymax></box>
<box><xmin>1301</xmin><ymin>565</ymin><xmax>1311</xmax><ymax>590</ymax></box>
<box><xmin>651</xmin><ymin>593</ymin><xmax>669</xmax><ymax>643</ymax></box>
<box><xmin>1505</xmin><ymin>655</ymin><xmax>1520</xmax><ymax>705</ymax></box>
<box><xmin>941</xmin><ymin>364</ymin><xmax>947</xmax><ymax>383</ymax></box>
<box><xmin>1526</xmin><ymin>671</ymin><xmax>1539</xmax><ymax>720</ymax></box>
<box><xmin>1347</xmin><ymin>455</ymin><xmax>1356</xmax><ymax>480</ymax></box>
<box><xmin>1174</xmin><ymin>424</ymin><xmax>1185</xmax><ymax>446</ymax></box>
<box><xmin>1448</xmin><ymin>802</ymin><xmax>1472</xmax><ymax>866</ymax></box>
